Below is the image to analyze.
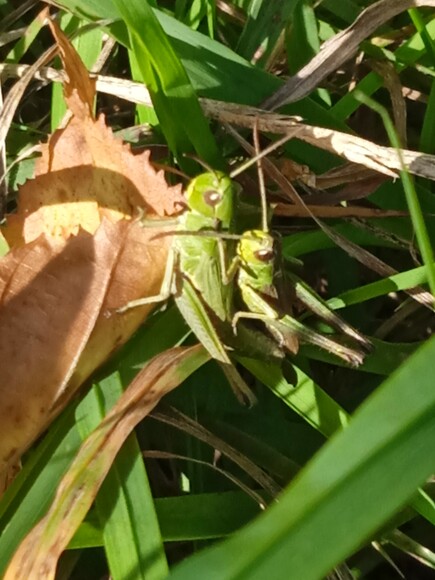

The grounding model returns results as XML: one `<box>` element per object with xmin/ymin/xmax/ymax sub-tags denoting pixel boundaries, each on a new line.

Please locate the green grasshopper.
<box><xmin>119</xmin><ymin>171</ymin><xmax>261</xmax><ymax>404</ymax></box>
<box><xmin>233</xmin><ymin>229</ymin><xmax>371</xmax><ymax>366</ymax></box>
<box><xmin>220</xmin><ymin>123</ymin><xmax>371</xmax><ymax>365</ymax></box>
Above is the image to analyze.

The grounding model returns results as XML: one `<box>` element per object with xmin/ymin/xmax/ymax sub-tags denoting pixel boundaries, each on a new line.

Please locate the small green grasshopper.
<box><xmin>119</xmin><ymin>171</ymin><xmax>258</xmax><ymax>404</ymax></box>
<box><xmin>233</xmin><ymin>229</ymin><xmax>371</xmax><ymax>366</ymax></box>
<box><xmin>228</xmin><ymin>123</ymin><xmax>371</xmax><ymax>366</ymax></box>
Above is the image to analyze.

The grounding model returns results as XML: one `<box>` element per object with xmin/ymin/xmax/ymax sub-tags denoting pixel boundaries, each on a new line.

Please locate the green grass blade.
<box><xmin>409</xmin><ymin>8</ymin><xmax>435</xmax><ymax>155</ymax></box>
<box><xmin>0</xmin><ymin>407</ymin><xmax>81</xmax><ymax>577</ymax></box>
<box><xmin>354</xmin><ymin>91</ymin><xmax>435</xmax><ymax>297</ymax></box>
<box><xmin>327</xmin><ymin>263</ymin><xmax>433</xmax><ymax>310</ymax></box>
<box><xmin>320</xmin><ymin>0</ymin><xmax>360</xmax><ymax>23</ymax></box>
<box><xmin>70</xmin><ymin>490</ymin><xmax>264</xmax><ymax>548</ymax></box>
<box><xmin>4</xmin><ymin>11</ymin><xmax>42</xmax><ymax>63</ymax></box>
<box><xmin>236</xmin><ymin>0</ymin><xmax>298</xmax><ymax>67</ymax></box>
<box><xmin>112</xmin><ymin>0</ymin><xmax>221</xmax><ymax>169</ymax></box>
<box><xmin>128</xmin><ymin>50</ymin><xmax>159</xmax><ymax>125</ymax></box>
<box><xmin>75</xmin><ymin>374</ymin><xmax>168</xmax><ymax>580</ymax></box>
<box><xmin>286</xmin><ymin>1</ymin><xmax>331</xmax><ymax>105</ymax></box>
<box><xmin>169</xmin><ymin>335</ymin><xmax>435</xmax><ymax>579</ymax></box>
<box><xmin>332</xmin><ymin>17</ymin><xmax>435</xmax><ymax>121</ymax></box>
<box><xmin>411</xmin><ymin>488</ymin><xmax>435</xmax><ymax>526</ymax></box>
<box><xmin>240</xmin><ymin>358</ymin><xmax>349</xmax><ymax>436</ymax></box>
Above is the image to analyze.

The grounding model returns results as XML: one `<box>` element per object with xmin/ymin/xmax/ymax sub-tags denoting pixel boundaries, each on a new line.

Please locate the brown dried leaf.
<box><xmin>0</xmin><ymin>16</ymin><xmax>183</xmax><ymax>473</ymax></box>
<box><xmin>0</xmin><ymin>220</ymin><xmax>125</xmax><ymax>471</ymax></box>
<box><xmin>0</xmin><ymin>218</ymin><xmax>174</xmax><ymax>472</ymax></box>
<box><xmin>202</xmin><ymin>99</ymin><xmax>435</xmax><ymax>182</ymax></box>
<box><xmin>52</xmin><ymin>220</ymin><xmax>174</xmax><ymax>417</ymax></box>
<box><xmin>46</xmin><ymin>12</ymin><xmax>95</xmax><ymax>121</ymax></box>
<box><xmin>3</xmin><ymin>149</ymin><xmax>183</xmax><ymax>246</ymax></box>
<box><xmin>2</xmin><ymin>16</ymin><xmax>183</xmax><ymax>247</ymax></box>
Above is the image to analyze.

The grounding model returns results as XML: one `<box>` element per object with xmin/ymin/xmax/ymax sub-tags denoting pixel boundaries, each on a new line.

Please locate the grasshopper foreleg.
<box><xmin>217</xmin><ymin>238</ymin><xmax>240</xmax><ymax>286</ymax></box>
<box><xmin>117</xmin><ymin>247</ymin><xmax>177</xmax><ymax>313</ymax></box>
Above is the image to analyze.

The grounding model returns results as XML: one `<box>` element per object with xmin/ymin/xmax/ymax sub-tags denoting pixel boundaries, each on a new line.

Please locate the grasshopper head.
<box><xmin>237</xmin><ymin>230</ymin><xmax>275</xmax><ymax>265</ymax></box>
<box><xmin>237</xmin><ymin>230</ymin><xmax>275</xmax><ymax>289</ymax></box>
<box><xmin>185</xmin><ymin>172</ymin><xmax>236</xmax><ymax>226</ymax></box>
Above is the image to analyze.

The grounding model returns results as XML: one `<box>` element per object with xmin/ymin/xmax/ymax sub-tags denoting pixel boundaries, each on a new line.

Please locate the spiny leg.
<box><xmin>233</xmin><ymin>285</ymin><xmax>365</xmax><ymax>366</ymax></box>
<box><xmin>288</xmin><ymin>272</ymin><xmax>372</xmax><ymax>350</ymax></box>
<box><xmin>217</xmin><ymin>237</ymin><xmax>240</xmax><ymax>285</ymax></box>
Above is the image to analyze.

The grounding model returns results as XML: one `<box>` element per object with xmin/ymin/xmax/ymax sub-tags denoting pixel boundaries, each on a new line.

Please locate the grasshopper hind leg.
<box><xmin>175</xmin><ymin>276</ymin><xmax>256</xmax><ymax>406</ymax></box>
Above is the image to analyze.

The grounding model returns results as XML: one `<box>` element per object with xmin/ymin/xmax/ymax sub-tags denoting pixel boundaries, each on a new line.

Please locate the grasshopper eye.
<box><xmin>255</xmin><ymin>249</ymin><xmax>274</xmax><ymax>262</ymax></box>
<box><xmin>204</xmin><ymin>189</ymin><xmax>223</xmax><ymax>207</ymax></box>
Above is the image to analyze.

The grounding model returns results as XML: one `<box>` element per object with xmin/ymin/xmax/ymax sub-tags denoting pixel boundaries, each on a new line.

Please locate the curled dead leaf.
<box><xmin>0</xmin><ymin>15</ymin><xmax>184</xmax><ymax>474</ymax></box>
<box><xmin>0</xmin><ymin>220</ymin><xmax>124</xmax><ymax>471</ymax></box>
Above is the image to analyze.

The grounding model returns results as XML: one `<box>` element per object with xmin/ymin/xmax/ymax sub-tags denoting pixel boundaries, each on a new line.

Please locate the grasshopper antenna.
<box><xmin>228</xmin><ymin>125</ymin><xmax>301</xmax><ymax>179</ymax></box>
<box><xmin>252</xmin><ymin>119</ymin><xmax>268</xmax><ymax>233</ymax></box>
<box><xmin>183</xmin><ymin>153</ymin><xmax>217</xmax><ymax>175</ymax></box>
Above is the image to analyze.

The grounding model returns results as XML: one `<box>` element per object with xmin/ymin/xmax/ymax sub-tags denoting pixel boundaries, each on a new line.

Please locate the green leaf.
<box><xmin>112</xmin><ymin>0</ymin><xmax>221</xmax><ymax>170</ymax></box>
<box><xmin>75</xmin><ymin>374</ymin><xmax>168</xmax><ymax>580</ymax></box>
<box><xmin>236</xmin><ymin>0</ymin><xmax>299</xmax><ymax>67</ymax></box>
<box><xmin>169</xmin><ymin>336</ymin><xmax>435</xmax><ymax>579</ymax></box>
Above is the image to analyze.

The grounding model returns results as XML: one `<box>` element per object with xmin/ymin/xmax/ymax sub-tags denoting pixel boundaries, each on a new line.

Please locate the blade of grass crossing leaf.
<box><xmin>327</xmin><ymin>263</ymin><xmax>434</xmax><ymax>310</ymax></box>
<box><xmin>0</xmin><ymin>406</ymin><xmax>81</xmax><ymax>577</ymax></box>
<box><xmin>51</xmin><ymin>11</ymin><xmax>74</xmax><ymax>130</ymax></box>
<box><xmin>354</xmin><ymin>91</ymin><xmax>435</xmax><ymax>297</ymax></box>
<box><xmin>4</xmin><ymin>11</ymin><xmax>42</xmax><ymax>63</ymax></box>
<box><xmin>4</xmin><ymin>346</ymin><xmax>208</xmax><ymax>580</ymax></box>
<box><xmin>75</xmin><ymin>374</ymin><xmax>168</xmax><ymax>580</ymax></box>
<box><xmin>169</xmin><ymin>335</ymin><xmax>435</xmax><ymax>580</ymax></box>
<box><xmin>112</xmin><ymin>0</ymin><xmax>222</xmax><ymax>170</ymax></box>
<box><xmin>0</xmin><ymin>234</ymin><xmax>8</xmax><ymax>256</ymax></box>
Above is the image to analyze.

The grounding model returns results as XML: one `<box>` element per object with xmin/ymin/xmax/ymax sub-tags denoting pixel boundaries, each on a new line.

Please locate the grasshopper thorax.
<box><xmin>185</xmin><ymin>171</ymin><xmax>236</xmax><ymax>227</ymax></box>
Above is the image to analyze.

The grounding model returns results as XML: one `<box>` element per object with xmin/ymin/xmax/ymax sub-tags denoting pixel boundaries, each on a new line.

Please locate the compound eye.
<box><xmin>254</xmin><ymin>248</ymin><xmax>274</xmax><ymax>262</ymax></box>
<box><xmin>204</xmin><ymin>189</ymin><xmax>223</xmax><ymax>207</ymax></box>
